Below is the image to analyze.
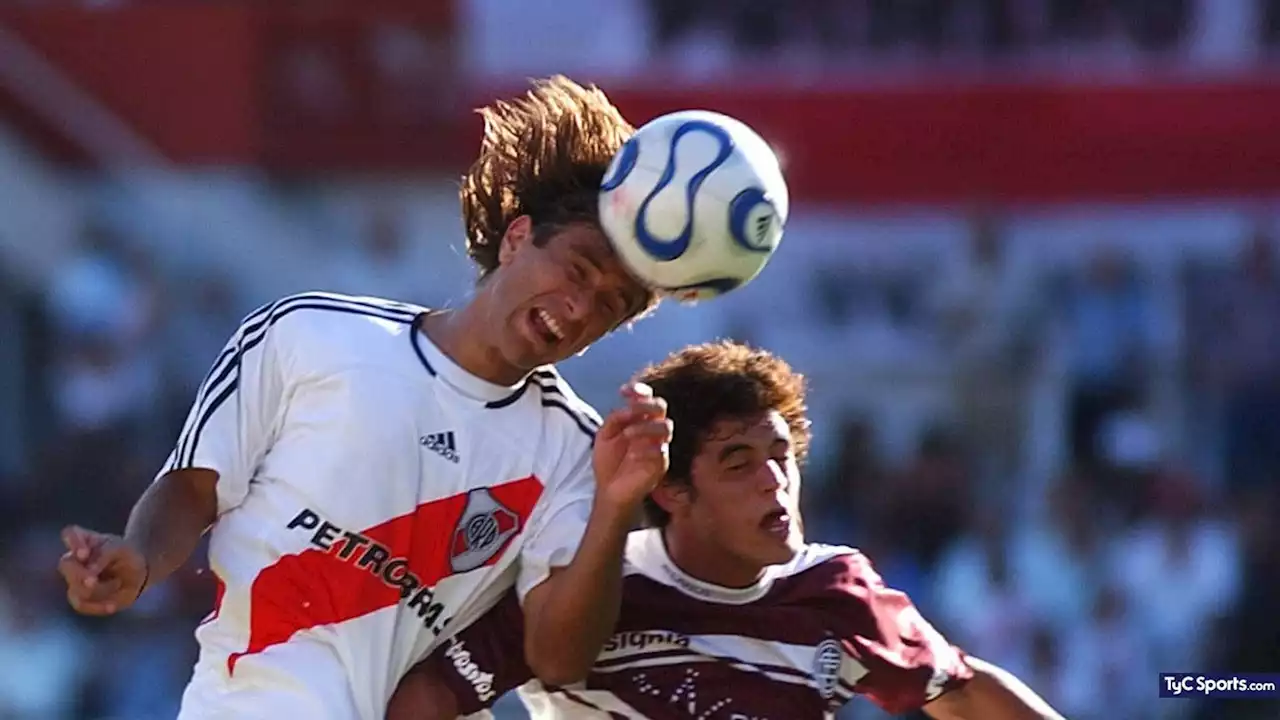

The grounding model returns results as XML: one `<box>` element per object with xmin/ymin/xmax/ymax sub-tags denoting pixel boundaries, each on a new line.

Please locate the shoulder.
<box><xmin>776</xmin><ymin>543</ymin><xmax>878</xmax><ymax>591</ymax></box>
<box><xmin>245</xmin><ymin>289</ymin><xmax>430</xmax><ymax>363</ymax></box>
<box><xmin>526</xmin><ymin>366</ymin><xmax>603</xmax><ymax>445</ymax></box>
<box><xmin>622</xmin><ymin>528</ymin><xmax>662</xmax><ymax>575</ymax></box>
<box><xmin>241</xmin><ymin>292</ymin><xmax>424</xmax><ymax>344</ymax></box>
<box><xmin>769</xmin><ymin>544</ymin><xmax>888</xmax><ymax>613</ymax></box>
<box><xmin>506</xmin><ymin>367</ymin><xmax>602</xmax><ymax>493</ymax></box>
<box><xmin>775</xmin><ymin>546</ymin><xmax>958</xmax><ymax>665</ymax></box>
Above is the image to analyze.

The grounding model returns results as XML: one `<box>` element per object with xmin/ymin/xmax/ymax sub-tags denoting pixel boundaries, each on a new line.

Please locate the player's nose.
<box><xmin>758</xmin><ymin>459</ymin><xmax>787</xmax><ymax>492</ymax></box>
<box><xmin>561</xmin><ymin>286</ymin><xmax>591</xmax><ymax>323</ymax></box>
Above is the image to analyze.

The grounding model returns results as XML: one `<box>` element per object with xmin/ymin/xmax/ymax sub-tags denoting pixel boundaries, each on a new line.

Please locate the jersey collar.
<box><xmin>631</xmin><ymin>528</ymin><xmax>778</xmax><ymax>605</ymax></box>
<box><xmin>411</xmin><ymin>316</ymin><xmax>527</xmax><ymax>405</ymax></box>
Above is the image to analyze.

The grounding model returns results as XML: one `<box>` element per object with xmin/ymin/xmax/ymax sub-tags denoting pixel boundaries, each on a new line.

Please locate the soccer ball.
<box><xmin>598</xmin><ymin>110</ymin><xmax>788</xmax><ymax>302</ymax></box>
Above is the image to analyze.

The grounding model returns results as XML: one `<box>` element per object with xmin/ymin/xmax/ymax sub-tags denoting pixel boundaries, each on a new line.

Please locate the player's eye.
<box><xmin>609</xmin><ymin>292</ymin><xmax>628</xmax><ymax>319</ymax></box>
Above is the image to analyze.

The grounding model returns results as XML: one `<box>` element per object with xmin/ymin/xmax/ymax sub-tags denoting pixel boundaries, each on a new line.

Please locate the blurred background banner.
<box><xmin>6</xmin><ymin>2</ymin><xmax>1280</xmax><ymax>198</ymax></box>
<box><xmin>0</xmin><ymin>1</ymin><xmax>1278</xmax><ymax>719</ymax></box>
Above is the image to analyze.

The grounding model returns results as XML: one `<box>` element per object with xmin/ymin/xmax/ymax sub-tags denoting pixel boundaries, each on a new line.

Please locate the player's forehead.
<box><xmin>551</xmin><ymin>222</ymin><xmax>623</xmax><ymax>276</ymax></box>
<box><xmin>554</xmin><ymin>221</ymin><xmax>612</xmax><ymax>262</ymax></box>
<box><xmin>552</xmin><ymin>224</ymin><xmax>650</xmax><ymax>304</ymax></box>
<box><xmin>697</xmin><ymin>410</ymin><xmax>792</xmax><ymax>458</ymax></box>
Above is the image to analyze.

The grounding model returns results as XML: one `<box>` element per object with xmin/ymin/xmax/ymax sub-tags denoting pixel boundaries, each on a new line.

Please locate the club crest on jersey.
<box><xmin>812</xmin><ymin>638</ymin><xmax>842</xmax><ymax>701</ymax></box>
<box><xmin>450</xmin><ymin>488</ymin><xmax>520</xmax><ymax>573</ymax></box>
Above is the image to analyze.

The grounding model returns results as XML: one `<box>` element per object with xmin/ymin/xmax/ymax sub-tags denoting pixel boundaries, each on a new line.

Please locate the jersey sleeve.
<box><xmin>516</xmin><ymin>441</ymin><xmax>594</xmax><ymax>601</ymax></box>
<box><xmin>824</xmin><ymin>551</ymin><xmax>973</xmax><ymax>714</ymax></box>
<box><xmin>156</xmin><ymin>299</ymin><xmax>292</xmax><ymax>515</ymax></box>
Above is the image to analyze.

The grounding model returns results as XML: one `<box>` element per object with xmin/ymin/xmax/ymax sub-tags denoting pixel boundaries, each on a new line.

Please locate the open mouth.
<box><xmin>760</xmin><ymin>509</ymin><xmax>791</xmax><ymax>537</ymax></box>
<box><xmin>530</xmin><ymin>308</ymin><xmax>566</xmax><ymax>346</ymax></box>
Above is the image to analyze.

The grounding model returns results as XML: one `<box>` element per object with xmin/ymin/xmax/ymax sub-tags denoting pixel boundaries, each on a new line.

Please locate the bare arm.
<box><xmin>517</xmin><ymin>384</ymin><xmax>669</xmax><ymax>687</ymax></box>
<box><xmin>124</xmin><ymin>467</ymin><xmax>220</xmax><ymax>587</ymax></box>
<box><xmin>519</xmin><ymin>497</ymin><xmax>634</xmax><ymax>686</ymax></box>
<box><xmin>60</xmin><ymin>467</ymin><xmax>220</xmax><ymax>615</ymax></box>
<box><xmin>122</xmin><ymin>300</ymin><xmax>287</xmax><ymax>588</ymax></box>
<box><xmin>924</xmin><ymin>657</ymin><xmax>1064</xmax><ymax>720</ymax></box>
<box><xmin>387</xmin><ymin>668</ymin><xmax>460</xmax><ymax>720</ymax></box>
<box><xmin>63</xmin><ymin>299</ymin><xmax>290</xmax><ymax>616</ymax></box>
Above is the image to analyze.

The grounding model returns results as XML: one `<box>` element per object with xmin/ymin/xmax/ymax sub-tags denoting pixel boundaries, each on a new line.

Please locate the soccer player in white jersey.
<box><xmin>390</xmin><ymin>341</ymin><xmax>1065</xmax><ymax>720</ymax></box>
<box><xmin>56</xmin><ymin>76</ymin><xmax>676</xmax><ymax>720</ymax></box>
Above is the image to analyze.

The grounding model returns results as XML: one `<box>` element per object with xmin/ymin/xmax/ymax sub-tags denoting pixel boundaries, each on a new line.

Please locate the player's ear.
<box><xmin>650</xmin><ymin>477</ymin><xmax>692</xmax><ymax>518</ymax></box>
<box><xmin>497</xmin><ymin>215</ymin><xmax>535</xmax><ymax>265</ymax></box>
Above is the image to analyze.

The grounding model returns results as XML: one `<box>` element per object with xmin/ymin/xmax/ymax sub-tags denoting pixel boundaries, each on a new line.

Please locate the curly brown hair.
<box><xmin>635</xmin><ymin>340</ymin><xmax>812</xmax><ymax>527</ymax></box>
<box><xmin>459</xmin><ymin>75</ymin><xmax>635</xmax><ymax>280</ymax></box>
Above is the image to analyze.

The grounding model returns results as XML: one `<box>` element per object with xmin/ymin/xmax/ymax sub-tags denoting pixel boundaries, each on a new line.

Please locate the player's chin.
<box><xmin>531</xmin><ymin>343</ymin><xmax>585</xmax><ymax>368</ymax></box>
<box><xmin>505</xmin><ymin>332</ymin><xmax>563</xmax><ymax>371</ymax></box>
<box><xmin>753</xmin><ymin>541</ymin><xmax>798</xmax><ymax>569</ymax></box>
<box><xmin>755</xmin><ymin>526</ymin><xmax>800</xmax><ymax>566</ymax></box>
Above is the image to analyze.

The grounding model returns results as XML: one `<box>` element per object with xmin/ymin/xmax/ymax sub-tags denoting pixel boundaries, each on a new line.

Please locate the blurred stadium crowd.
<box><xmin>648</xmin><ymin>0</ymin><xmax>1199</xmax><ymax>61</ymax></box>
<box><xmin>473</xmin><ymin>0</ymin><xmax>1280</xmax><ymax>78</ymax></box>
<box><xmin>1</xmin><ymin>1</ymin><xmax>1279</xmax><ymax>720</ymax></box>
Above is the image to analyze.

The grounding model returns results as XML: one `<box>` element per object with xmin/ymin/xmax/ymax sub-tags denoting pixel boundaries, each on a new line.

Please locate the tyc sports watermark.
<box><xmin>1160</xmin><ymin>673</ymin><xmax>1280</xmax><ymax>699</ymax></box>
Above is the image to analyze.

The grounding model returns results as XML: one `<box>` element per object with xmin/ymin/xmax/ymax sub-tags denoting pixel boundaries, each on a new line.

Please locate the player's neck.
<box><xmin>661</xmin><ymin>527</ymin><xmax>767</xmax><ymax>590</ymax></box>
<box><xmin>417</xmin><ymin>309</ymin><xmax>526</xmax><ymax>386</ymax></box>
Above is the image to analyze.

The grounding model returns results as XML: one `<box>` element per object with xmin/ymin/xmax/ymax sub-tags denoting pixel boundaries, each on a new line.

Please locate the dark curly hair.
<box><xmin>635</xmin><ymin>340</ymin><xmax>811</xmax><ymax>527</ymax></box>
<box><xmin>459</xmin><ymin>75</ymin><xmax>634</xmax><ymax>280</ymax></box>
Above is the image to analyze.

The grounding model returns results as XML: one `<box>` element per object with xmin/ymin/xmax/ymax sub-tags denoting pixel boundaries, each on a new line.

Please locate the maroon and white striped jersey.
<box><xmin>423</xmin><ymin>528</ymin><xmax>972</xmax><ymax>719</ymax></box>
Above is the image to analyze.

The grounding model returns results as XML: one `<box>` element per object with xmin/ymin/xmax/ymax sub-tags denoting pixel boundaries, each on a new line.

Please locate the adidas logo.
<box><xmin>420</xmin><ymin>431</ymin><xmax>460</xmax><ymax>463</ymax></box>
<box><xmin>754</xmin><ymin>214</ymin><xmax>772</xmax><ymax>244</ymax></box>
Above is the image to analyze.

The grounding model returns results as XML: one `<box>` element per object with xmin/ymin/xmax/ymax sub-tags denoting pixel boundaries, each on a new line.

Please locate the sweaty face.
<box><xmin>491</xmin><ymin>219</ymin><xmax>650</xmax><ymax>371</ymax></box>
<box><xmin>676</xmin><ymin>411</ymin><xmax>803</xmax><ymax>581</ymax></box>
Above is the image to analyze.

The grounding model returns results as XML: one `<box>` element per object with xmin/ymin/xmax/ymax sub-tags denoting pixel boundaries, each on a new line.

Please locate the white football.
<box><xmin>598</xmin><ymin>110</ymin><xmax>788</xmax><ymax>302</ymax></box>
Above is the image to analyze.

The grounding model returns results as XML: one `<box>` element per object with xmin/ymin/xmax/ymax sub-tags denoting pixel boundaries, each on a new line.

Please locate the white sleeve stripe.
<box><xmin>170</xmin><ymin>294</ymin><xmax>418</xmax><ymax>470</ymax></box>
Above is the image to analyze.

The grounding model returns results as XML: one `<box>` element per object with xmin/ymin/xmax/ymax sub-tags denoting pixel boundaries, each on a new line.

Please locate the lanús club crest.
<box><xmin>812</xmin><ymin>637</ymin><xmax>842</xmax><ymax>702</ymax></box>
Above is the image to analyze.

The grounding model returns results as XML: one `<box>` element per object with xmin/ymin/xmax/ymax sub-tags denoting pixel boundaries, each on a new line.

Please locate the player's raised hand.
<box><xmin>592</xmin><ymin>383</ymin><xmax>672</xmax><ymax>510</ymax></box>
<box><xmin>58</xmin><ymin>525</ymin><xmax>148</xmax><ymax>616</ymax></box>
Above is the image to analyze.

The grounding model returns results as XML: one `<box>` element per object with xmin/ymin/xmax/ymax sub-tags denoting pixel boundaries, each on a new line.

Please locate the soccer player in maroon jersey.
<box><xmin>390</xmin><ymin>341</ymin><xmax>1064</xmax><ymax>720</ymax></box>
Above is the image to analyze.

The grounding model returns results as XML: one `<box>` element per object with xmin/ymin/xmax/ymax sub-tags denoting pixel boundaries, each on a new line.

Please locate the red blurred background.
<box><xmin>5</xmin><ymin>1</ymin><xmax>1280</xmax><ymax>202</ymax></box>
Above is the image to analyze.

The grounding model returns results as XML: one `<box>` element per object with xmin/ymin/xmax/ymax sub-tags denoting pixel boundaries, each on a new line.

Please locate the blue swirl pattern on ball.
<box><xmin>633</xmin><ymin>120</ymin><xmax>734</xmax><ymax>262</ymax></box>
<box><xmin>727</xmin><ymin>187</ymin><xmax>777</xmax><ymax>253</ymax></box>
<box><xmin>600</xmin><ymin>137</ymin><xmax>639</xmax><ymax>191</ymax></box>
